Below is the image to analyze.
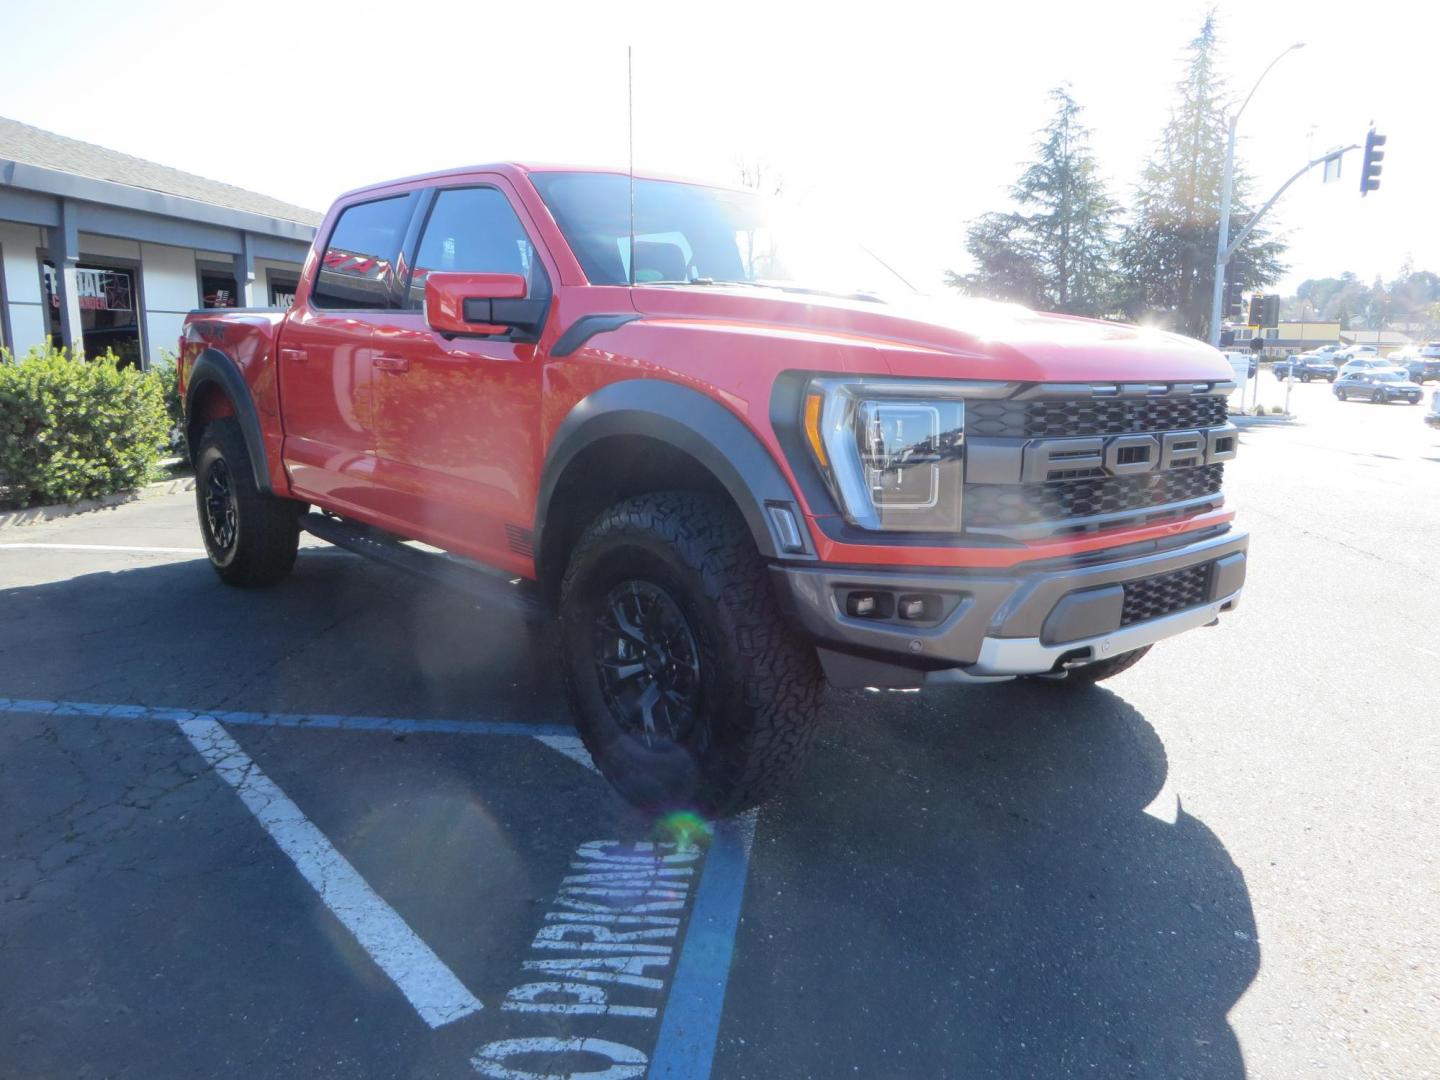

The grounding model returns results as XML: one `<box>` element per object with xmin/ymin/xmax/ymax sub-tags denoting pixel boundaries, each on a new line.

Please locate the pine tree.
<box><xmin>1116</xmin><ymin>13</ymin><xmax>1286</xmax><ymax>338</ymax></box>
<box><xmin>948</xmin><ymin>87</ymin><xmax>1118</xmax><ymax>317</ymax></box>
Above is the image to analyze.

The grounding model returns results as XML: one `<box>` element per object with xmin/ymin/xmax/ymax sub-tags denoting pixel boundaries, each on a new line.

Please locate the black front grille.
<box><xmin>1121</xmin><ymin>562</ymin><xmax>1213</xmax><ymax>626</ymax></box>
<box><xmin>967</xmin><ymin>395</ymin><xmax>1228</xmax><ymax>438</ymax></box>
<box><xmin>966</xmin><ymin>463</ymin><xmax>1225</xmax><ymax>528</ymax></box>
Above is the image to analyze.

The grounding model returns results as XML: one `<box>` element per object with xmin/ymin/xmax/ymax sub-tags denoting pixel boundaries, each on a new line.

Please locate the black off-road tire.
<box><xmin>558</xmin><ymin>491</ymin><xmax>823</xmax><ymax>816</ymax></box>
<box><xmin>195</xmin><ymin>418</ymin><xmax>302</xmax><ymax>587</ymax></box>
<box><xmin>1025</xmin><ymin>645</ymin><xmax>1152</xmax><ymax>689</ymax></box>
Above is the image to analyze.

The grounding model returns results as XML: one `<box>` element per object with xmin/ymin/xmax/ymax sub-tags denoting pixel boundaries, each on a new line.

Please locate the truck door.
<box><xmin>280</xmin><ymin>192</ymin><xmax>417</xmax><ymax>516</ymax></box>
<box><xmin>368</xmin><ymin>182</ymin><xmax>552</xmax><ymax>574</ymax></box>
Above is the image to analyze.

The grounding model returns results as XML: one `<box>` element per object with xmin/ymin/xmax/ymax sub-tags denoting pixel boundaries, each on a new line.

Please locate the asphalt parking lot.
<box><xmin>2</xmin><ymin>380</ymin><xmax>1437</xmax><ymax>1079</ymax></box>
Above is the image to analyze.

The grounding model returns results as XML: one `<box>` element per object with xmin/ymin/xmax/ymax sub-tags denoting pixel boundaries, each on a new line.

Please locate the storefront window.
<box><xmin>200</xmin><ymin>271</ymin><xmax>241</xmax><ymax>309</ymax></box>
<box><xmin>268</xmin><ymin>274</ymin><xmax>299</xmax><ymax>308</ymax></box>
<box><xmin>42</xmin><ymin>261</ymin><xmax>143</xmax><ymax>368</ymax></box>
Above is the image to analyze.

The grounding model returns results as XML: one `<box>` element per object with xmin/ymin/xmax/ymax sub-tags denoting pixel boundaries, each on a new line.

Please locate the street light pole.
<box><xmin>1208</xmin><ymin>42</ymin><xmax>1306</xmax><ymax>348</ymax></box>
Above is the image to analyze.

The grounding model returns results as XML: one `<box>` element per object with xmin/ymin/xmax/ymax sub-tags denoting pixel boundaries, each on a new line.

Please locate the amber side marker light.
<box><xmin>803</xmin><ymin>390</ymin><xmax>829</xmax><ymax>469</ymax></box>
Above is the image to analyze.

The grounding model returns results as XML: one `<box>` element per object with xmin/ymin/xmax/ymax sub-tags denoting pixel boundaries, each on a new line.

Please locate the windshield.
<box><xmin>530</xmin><ymin>172</ymin><xmax>914</xmax><ymax>300</ymax></box>
<box><xmin>1374</xmin><ymin>370</ymin><xmax>1406</xmax><ymax>381</ymax></box>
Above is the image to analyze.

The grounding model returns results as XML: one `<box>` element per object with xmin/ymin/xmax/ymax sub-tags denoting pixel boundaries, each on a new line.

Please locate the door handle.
<box><xmin>280</xmin><ymin>347</ymin><xmax>307</xmax><ymax>364</ymax></box>
<box><xmin>373</xmin><ymin>354</ymin><xmax>410</xmax><ymax>373</ymax></box>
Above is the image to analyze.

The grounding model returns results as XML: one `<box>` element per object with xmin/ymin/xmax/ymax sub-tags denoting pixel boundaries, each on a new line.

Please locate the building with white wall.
<box><xmin>0</xmin><ymin>116</ymin><xmax>320</xmax><ymax>368</ymax></box>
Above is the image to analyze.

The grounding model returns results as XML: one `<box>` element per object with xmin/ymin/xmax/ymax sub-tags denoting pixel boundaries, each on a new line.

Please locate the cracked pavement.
<box><xmin>2</xmin><ymin>380</ymin><xmax>1437</xmax><ymax>1079</ymax></box>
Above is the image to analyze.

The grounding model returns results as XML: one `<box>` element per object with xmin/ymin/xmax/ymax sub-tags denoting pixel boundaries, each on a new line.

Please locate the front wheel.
<box><xmin>1372</xmin><ymin>390</ymin><xmax>1387</xmax><ymax>404</ymax></box>
<box><xmin>195</xmin><ymin>419</ymin><xmax>302</xmax><ymax>586</ymax></box>
<box><xmin>1300</xmin><ymin>372</ymin><xmax>1312</xmax><ymax>383</ymax></box>
<box><xmin>559</xmin><ymin>491</ymin><xmax>824</xmax><ymax>815</ymax></box>
<box><xmin>1336</xmin><ymin>389</ymin><xmax>1348</xmax><ymax>401</ymax></box>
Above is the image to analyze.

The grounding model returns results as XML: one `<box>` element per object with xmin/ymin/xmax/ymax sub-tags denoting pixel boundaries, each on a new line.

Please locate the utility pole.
<box><xmin>1208</xmin><ymin>43</ymin><xmax>1306</xmax><ymax>348</ymax></box>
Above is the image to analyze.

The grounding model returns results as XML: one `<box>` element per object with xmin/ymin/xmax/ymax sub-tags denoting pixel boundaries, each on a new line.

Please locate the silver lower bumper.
<box><xmin>961</xmin><ymin>589</ymin><xmax>1242</xmax><ymax>678</ymax></box>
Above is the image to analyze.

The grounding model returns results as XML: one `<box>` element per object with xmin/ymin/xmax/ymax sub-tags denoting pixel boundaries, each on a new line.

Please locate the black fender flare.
<box><xmin>535</xmin><ymin>379</ymin><xmax>813</xmax><ymax>571</ymax></box>
<box><xmin>185</xmin><ymin>348</ymin><xmax>273</xmax><ymax>495</ymax></box>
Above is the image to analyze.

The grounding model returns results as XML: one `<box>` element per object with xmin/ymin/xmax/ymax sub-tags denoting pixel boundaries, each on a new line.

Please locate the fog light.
<box><xmin>845</xmin><ymin>591</ymin><xmax>894</xmax><ymax>619</ymax></box>
<box><xmin>898</xmin><ymin>594</ymin><xmax>940</xmax><ymax>621</ymax></box>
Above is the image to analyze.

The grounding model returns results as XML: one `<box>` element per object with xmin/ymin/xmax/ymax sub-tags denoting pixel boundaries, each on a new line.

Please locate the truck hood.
<box><xmin>628</xmin><ymin>285</ymin><xmax>1234</xmax><ymax>383</ymax></box>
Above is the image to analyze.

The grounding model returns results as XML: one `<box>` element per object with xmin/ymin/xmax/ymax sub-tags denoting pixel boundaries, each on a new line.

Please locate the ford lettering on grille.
<box><xmin>1020</xmin><ymin>424</ymin><xmax>1238</xmax><ymax>483</ymax></box>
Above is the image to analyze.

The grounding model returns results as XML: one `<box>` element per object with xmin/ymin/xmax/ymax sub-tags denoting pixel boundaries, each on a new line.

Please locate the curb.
<box><xmin>0</xmin><ymin>475</ymin><xmax>195</xmax><ymax>531</ymax></box>
<box><xmin>1230</xmin><ymin>414</ymin><xmax>1296</xmax><ymax>427</ymax></box>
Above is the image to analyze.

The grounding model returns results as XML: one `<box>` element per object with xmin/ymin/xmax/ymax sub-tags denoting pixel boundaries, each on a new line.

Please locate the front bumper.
<box><xmin>772</xmin><ymin>526</ymin><xmax>1248</xmax><ymax>688</ymax></box>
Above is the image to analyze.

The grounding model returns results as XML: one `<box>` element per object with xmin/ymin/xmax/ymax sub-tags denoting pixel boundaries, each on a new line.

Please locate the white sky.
<box><xmin>2</xmin><ymin>0</ymin><xmax>1435</xmax><ymax>296</ymax></box>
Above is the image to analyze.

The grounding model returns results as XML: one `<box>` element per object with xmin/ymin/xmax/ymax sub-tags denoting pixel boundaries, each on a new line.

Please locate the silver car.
<box><xmin>1333</xmin><ymin>369</ymin><xmax>1424</xmax><ymax>404</ymax></box>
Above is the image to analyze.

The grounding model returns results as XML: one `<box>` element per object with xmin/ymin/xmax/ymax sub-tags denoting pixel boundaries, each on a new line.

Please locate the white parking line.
<box><xmin>532</xmin><ymin>734</ymin><xmax>598</xmax><ymax>773</ymax></box>
<box><xmin>0</xmin><ymin>542</ymin><xmax>207</xmax><ymax>554</ymax></box>
<box><xmin>178</xmin><ymin>715</ymin><xmax>484</xmax><ymax>1029</ymax></box>
<box><xmin>0</xmin><ymin>543</ymin><xmax>353</xmax><ymax>555</ymax></box>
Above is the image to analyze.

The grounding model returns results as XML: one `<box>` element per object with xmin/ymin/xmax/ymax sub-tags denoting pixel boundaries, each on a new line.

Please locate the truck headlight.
<box><xmin>801</xmin><ymin>378</ymin><xmax>966</xmax><ymax>532</ymax></box>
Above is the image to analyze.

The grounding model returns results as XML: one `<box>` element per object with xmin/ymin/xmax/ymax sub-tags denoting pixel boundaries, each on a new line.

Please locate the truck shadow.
<box><xmin>0</xmin><ymin>554</ymin><xmax>1258</xmax><ymax>1079</ymax></box>
<box><xmin>720</xmin><ymin>681</ymin><xmax>1260</xmax><ymax>1079</ymax></box>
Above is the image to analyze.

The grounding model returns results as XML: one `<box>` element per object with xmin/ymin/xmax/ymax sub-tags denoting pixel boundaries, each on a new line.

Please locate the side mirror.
<box><xmin>424</xmin><ymin>272</ymin><xmax>546</xmax><ymax>339</ymax></box>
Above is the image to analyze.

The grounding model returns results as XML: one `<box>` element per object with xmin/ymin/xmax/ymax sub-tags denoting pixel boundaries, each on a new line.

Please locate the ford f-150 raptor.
<box><xmin>179</xmin><ymin>164</ymin><xmax>1248</xmax><ymax>813</ymax></box>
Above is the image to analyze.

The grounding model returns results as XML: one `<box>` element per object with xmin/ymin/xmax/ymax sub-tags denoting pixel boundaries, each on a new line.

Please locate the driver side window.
<box><xmin>406</xmin><ymin>187</ymin><xmax>550</xmax><ymax>309</ymax></box>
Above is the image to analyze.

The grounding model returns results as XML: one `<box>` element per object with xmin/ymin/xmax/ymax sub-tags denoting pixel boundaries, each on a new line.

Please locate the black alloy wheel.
<box><xmin>1372</xmin><ymin>389</ymin><xmax>1386</xmax><ymax>404</ymax></box>
<box><xmin>593</xmin><ymin>580</ymin><xmax>703</xmax><ymax>748</ymax></box>
<box><xmin>1301</xmin><ymin>372</ymin><xmax>1312</xmax><ymax>382</ymax></box>
<box><xmin>203</xmin><ymin>457</ymin><xmax>239</xmax><ymax>556</ymax></box>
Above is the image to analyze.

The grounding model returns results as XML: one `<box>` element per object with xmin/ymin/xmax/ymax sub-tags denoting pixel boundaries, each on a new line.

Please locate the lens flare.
<box><xmin>655</xmin><ymin>809</ymin><xmax>713</xmax><ymax>852</ymax></box>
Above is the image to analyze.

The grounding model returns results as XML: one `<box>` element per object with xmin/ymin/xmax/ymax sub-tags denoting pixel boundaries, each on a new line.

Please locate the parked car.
<box><xmin>1336</xmin><ymin>344</ymin><xmax>1380</xmax><ymax>360</ymax></box>
<box><xmin>175</xmin><ymin>162</ymin><xmax>1248</xmax><ymax>813</ymax></box>
<box><xmin>1333</xmin><ymin>369</ymin><xmax>1423</xmax><ymax>404</ymax></box>
<box><xmin>1337</xmin><ymin>357</ymin><xmax>1407</xmax><ymax>380</ymax></box>
<box><xmin>1396</xmin><ymin>351</ymin><xmax>1440</xmax><ymax>383</ymax></box>
<box><xmin>1427</xmin><ymin>390</ymin><xmax>1440</xmax><ymax>429</ymax></box>
<box><xmin>1272</xmin><ymin>353</ymin><xmax>1337</xmax><ymax>382</ymax></box>
<box><xmin>1419</xmin><ymin>341</ymin><xmax>1440</xmax><ymax>360</ymax></box>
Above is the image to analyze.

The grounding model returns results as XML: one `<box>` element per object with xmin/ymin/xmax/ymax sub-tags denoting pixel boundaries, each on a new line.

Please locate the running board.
<box><xmin>299</xmin><ymin>513</ymin><xmax>547</xmax><ymax>620</ymax></box>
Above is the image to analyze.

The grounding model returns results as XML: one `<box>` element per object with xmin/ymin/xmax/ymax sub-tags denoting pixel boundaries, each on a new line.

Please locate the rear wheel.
<box><xmin>1026</xmin><ymin>645</ymin><xmax>1152</xmax><ymax>688</ymax></box>
<box><xmin>1300</xmin><ymin>372</ymin><xmax>1311</xmax><ymax>383</ymax></box>
<box><xmin>559</xmin><ymin>491</ymin><xmax>823</xmax><ymax>815</ymax></box>
<box><xmin>195</xmin><ymin>418</ymin><xmax>302</xmax><ymax>586</ymax></box>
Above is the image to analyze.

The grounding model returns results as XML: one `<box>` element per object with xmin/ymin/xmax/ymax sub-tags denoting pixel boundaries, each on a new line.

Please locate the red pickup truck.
<box><xmin>179</xmin><ymin>164</ymin><xmax>1247</xmax><ymax>814</ymax></box>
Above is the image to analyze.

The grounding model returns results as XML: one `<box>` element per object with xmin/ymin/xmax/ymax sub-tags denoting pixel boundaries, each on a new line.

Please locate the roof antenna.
<box><xmin>627</xmin><ymin>44</ymin><xmax>636</xmax><ymax>287</ymax></box>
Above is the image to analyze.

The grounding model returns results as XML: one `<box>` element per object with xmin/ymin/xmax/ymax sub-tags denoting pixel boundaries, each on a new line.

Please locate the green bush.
<box><xmin>0</xmin><ymin>345</ymin><xmax>170</xmax><ymax>509</ymax></box>
<box><xmin>149</xmin><ymin>349</ymin><xmax>187</xmax><ymax>456</ymax></box>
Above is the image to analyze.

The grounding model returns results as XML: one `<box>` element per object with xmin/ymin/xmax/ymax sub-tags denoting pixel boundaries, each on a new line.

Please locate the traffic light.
<box><xmin>1261</xmin><ymin>294</ymin><xmax>1280</xmax><ymax>328</ymax></box>
<box><xmin>1360</xmin><ymin>128</ymin><xmax>1386</xmax><ymax>196</ymax></box>
<box><xmin>1225</xmin><ymin>279</ymin><xmax>1244</xmax><ymax>320</ymax></box>
<box><xmin>1248</xmin><ymin>296</ymin><xmax>1264</xmax><ymax>327</ymax></box>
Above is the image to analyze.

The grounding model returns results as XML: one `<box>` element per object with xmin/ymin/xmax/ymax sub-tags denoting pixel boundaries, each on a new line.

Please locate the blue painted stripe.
<box><xmin>649</xmin><ymin>813</ymin><xmax>756</xmax><ymax>1078</ymax></box>
<box><xmin>0</xmin><ymin>697</ymin><xmax>572</xmax><ymax>737</ymax></box>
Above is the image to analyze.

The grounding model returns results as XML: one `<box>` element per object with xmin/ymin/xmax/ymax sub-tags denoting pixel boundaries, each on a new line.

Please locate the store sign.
<box><xmin>75</xmin><ymin>269</ymin><xmax>134</xmax><ymax>312</ymax></box>
<box><xmin>45</xmin><ymin>266</ymin><xmax>135</xmax><ymax>312</ymax></box>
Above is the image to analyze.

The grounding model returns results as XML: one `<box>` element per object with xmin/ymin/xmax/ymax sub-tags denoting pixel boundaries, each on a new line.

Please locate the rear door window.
<box><xmin>312</xmin><ymin>194</ymin><xmax>415</xmax><ymax>309</ymax></box>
